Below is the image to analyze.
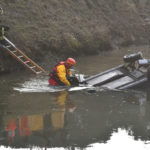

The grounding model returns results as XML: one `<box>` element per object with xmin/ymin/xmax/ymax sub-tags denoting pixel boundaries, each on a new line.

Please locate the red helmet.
<box><xmin>66</xmin><ymin>58</ymin><xmax>76</xmax><ymax>65</ymax></box>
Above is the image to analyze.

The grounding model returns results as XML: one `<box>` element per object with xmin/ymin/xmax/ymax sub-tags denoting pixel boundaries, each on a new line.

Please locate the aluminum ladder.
<box><xmin>2</xmin><ymin>36</ymin><xmax>46</xmax><ymax>74</ymax></box>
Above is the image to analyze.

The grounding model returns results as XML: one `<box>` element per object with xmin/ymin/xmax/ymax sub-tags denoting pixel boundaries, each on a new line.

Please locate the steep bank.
<box><xmin>0</xmin><ymin>0</ymin><xmax>150</xmax><ymax>73</ymax></box>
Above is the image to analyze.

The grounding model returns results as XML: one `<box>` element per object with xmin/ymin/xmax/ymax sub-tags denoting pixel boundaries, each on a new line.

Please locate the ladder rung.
<box><xmin>24</xmin><ymin>60</ymin><xmax>30</xmax><ymax>64</ymax></box>
<box><xmin>6</xmin><ymin>45</ymin><xmax>11</xmax><ymax>48</ymax></box>
<box><xmin>18</xmin><ymin>56</ymin><xmax>23</xmax><ymax>58</ymax></box>
<box><xmin>5</xmin><ymin>36</ymin><xmax>46</xmax><ymax>75</ymax></box>
<box><xmin>30</xmin><ymin>66</ymin><xmax>36</xmax><ymax>69</ymax></box>
<box><xmin>36</xmin><ymin>71</ymin><xmax>42</xmax><ymax>74</ymax></box>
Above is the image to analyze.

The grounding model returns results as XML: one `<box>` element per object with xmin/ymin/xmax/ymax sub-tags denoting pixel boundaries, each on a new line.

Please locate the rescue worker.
<box><xmin>0</xmin><ymin>7</ymin><xmax>9</xmax><ymax>45</ymax></box>
<box><xmin>0</xmin><ymin>25</ymin><xmax>6</xmax><ymax>41</ymax></box>
<box><xmin>49</xmin><ymin>58</ymin><xmax>76</xmax><ymax>86</ymax></box>
<box><xmin>0</xmin><ymin>7</ymin><xmax>3</xmax><ymax>15</ymax></box>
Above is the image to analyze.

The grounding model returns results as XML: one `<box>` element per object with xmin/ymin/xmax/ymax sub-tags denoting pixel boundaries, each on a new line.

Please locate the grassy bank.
<box><xmin>0</xmin><ymin>0</ymin><xmax>150</xmax><ymax>73</ymax></box>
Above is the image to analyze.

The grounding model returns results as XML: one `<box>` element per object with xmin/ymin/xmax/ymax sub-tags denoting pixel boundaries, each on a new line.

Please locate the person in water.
<box><xmin>0</xmin><ymin>7</ymin><xmax>9</xmax><ymax>45</ymax></box>
<box><xmin>49</xmin><ymin>58</ymin><xmax>76</xmax><ymax>86</ymax></box>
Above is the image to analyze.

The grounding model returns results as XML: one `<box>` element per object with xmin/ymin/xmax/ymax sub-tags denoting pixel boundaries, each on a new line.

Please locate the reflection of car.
<box><xmin>81</xmin><ymin>52</ymin><xmax>150</xmax><ymax>90</ymax></box>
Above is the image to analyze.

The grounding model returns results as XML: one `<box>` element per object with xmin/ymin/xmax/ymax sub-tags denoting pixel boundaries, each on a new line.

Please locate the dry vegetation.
<box><xmin>0</xmin><ymin>0</ymin><xmax>150</xmax><ymax>72</ymax></box>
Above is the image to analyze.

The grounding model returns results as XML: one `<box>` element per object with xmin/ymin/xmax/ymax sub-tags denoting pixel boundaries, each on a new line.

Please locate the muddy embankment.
<box><xmin>0</xmin><ymin>0</ymin><xmax>150</xmax><ymax>73</ymax></box>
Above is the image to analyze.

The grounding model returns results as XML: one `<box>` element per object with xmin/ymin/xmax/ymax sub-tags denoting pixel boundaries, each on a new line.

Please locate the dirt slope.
<box><xmin>0</xmin><ymin>0</ymin><xmax>150</xmax><ymax>73</ymax></box>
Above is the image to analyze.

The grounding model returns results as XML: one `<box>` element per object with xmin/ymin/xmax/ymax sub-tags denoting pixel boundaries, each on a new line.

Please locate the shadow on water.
<box><xmin>1</xmin><ymin>85</ymin><xmax>150</xmax><ymax>149</ymax></box>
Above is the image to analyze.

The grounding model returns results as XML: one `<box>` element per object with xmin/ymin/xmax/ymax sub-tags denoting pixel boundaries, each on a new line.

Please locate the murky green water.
<box><xmin>1</xmin><ymin>47</ymin><xmax>150</xmax><ymax>150</ymax></box>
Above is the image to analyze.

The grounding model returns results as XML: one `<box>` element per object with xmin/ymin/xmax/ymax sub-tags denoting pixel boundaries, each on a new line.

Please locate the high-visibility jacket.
<box><xmin>0</xmin><ymin>25</ymin><xmax>9</xmax><ymax>40</ymax></box>
<box><xmin>49</xmin><ymin>61</ymin><xmax>72</xmax><ymax>86</ymax></box>
<box><xmin>0</xmin><ymin>26</ymin><xmax>4</xmax><ymax>40</ymax></box>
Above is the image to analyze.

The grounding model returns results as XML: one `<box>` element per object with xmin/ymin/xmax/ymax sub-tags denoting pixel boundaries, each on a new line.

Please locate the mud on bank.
<box><xmin>0</xmin><ymin>0</ymin><xmax>150</xmax><ymax>73</ymax></box>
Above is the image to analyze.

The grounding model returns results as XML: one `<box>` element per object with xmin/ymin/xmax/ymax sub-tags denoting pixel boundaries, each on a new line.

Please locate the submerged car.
<box><xmin>79</xmin><ymin>52</ymin><xmax>150</xmax><ymax>90</ymax></box>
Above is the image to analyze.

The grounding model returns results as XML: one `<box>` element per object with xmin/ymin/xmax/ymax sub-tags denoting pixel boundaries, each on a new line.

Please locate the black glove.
<box><xmin>67</xmin><ymin>76</ymin><xmax>79</xmax><ymax>86</ymax></box>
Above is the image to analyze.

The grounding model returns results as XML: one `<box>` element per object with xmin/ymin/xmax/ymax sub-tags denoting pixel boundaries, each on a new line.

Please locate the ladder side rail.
<box><xmin>4</xmin><ymin>36</ymin><xmax>16</xmax><ymax>48</ymax></box>
<box><xmin>15</xmin><ymin>47</ymin><xmax>45</xmax><ymax>73</ymax></box>
<box><xmin>7</xmin><ymin>49</ymin><xmax>37</xmax><ymax>74</ymax></box>
<box><xmin>4</xmin><ymin>36</ymin><xmax>46</xmax><ymax>74</ymax></box>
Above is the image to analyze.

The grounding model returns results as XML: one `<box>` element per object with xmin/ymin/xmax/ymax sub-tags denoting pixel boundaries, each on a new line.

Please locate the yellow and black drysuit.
<box><xmin>49</xmin><ymin>61</ymin><xmax>72</xmax><ymax>86</ymax></box>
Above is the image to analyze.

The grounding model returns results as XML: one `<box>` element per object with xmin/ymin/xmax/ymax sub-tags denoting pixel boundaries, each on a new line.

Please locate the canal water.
<box><xmin>1</xmin><ymin>46</ymin><xmax>150</xmax><ymax>150</ymax></box>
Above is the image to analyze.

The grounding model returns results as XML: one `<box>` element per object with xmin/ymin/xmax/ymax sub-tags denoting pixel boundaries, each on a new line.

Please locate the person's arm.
<box><xmin>67</xmin><ymin>69</ymin><xmax>72</xmax><ymax>76</ymax></box>
<box><xmin>57</xmin><ymin>65</ymin><xmax>71</xmax><ymax>86</ymax></box>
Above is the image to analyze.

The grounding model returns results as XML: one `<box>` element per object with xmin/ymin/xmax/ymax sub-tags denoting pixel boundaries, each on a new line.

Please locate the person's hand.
<box><xmin>67</xmin><ymin>82</ymin><xmax>71</xmax><ymax>86</ymax></box>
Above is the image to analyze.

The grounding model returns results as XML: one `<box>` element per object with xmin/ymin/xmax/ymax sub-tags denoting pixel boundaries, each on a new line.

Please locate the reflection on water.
<box><xmin>0</xmin><ymin>89</ymin><xmax>150</xmax><ymax>149</ymax></box>
<box><xmin>1</xmin><ymin>128</ymin><xmax>150</xmax><ymax>150</ymax></box>
<box><xmin>0</xmin><ymin>90</ymin><xmax>77</xmax><ymax>148</ymax></box>
<box><xmin>1</xmin><ymin>48</ymin><xmax>150</xmax><ymax>149</ymax></box>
